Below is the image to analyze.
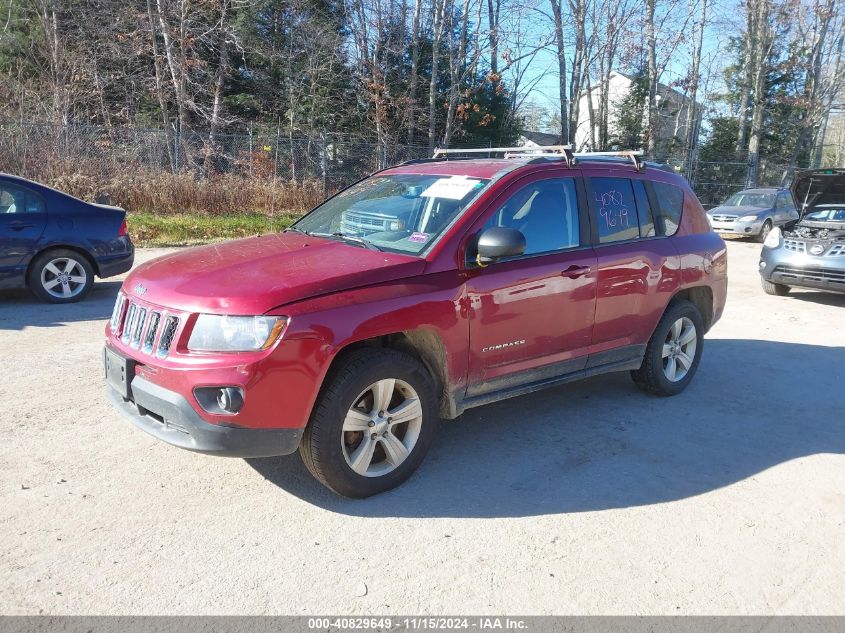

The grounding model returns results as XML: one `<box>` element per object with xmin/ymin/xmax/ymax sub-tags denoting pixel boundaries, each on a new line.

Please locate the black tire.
<box><xmin>631</xmin><ymin>300</ymin><xmax>705</xmax><ymax>397</ymax></box>
<box><xmin>300</xmin><ymin>348</ymin><xmax>439</xmax><ymax>498</ymax></box>
<box><xmin>756</xmin><ymin>220</ymin><xmax>773</xmax><ymax>243</ymax></box>
<box><xmin>27</xmin><ymin>249</ymin><xmax>95</xmax><ymax>303</ymax></box>
<box><xmin>761</xmin><ymin>277</ymin><xmax>790</xmax><ymax>296</ymax></box>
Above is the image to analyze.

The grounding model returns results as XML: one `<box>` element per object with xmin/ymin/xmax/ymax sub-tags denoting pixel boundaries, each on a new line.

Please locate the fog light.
<box><xmin>194</xmin><ymin>386</ymin><xmax>244</xmax><ymax>415</ymax></box>
<box><xmin>759</xmin><ymin>261</ymin><xmax>766</xmax><ymax>269</ymax></box>
<box><xmin>217</xmin><ymin>388</ymin><xmax>243</xmax><ymax>413</ymax></box>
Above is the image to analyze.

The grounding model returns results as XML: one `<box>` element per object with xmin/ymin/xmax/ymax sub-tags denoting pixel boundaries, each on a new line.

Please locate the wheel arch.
<box><xmin>25</xmin><ymin>244</ymin><xmax>100</xmax><ymax>281</ymax></box>
<box><xmin>321</xmin><ymin>328</ymin><xmax>455</xmax><ymax>419</ymax></box>
<box><xmin>668</xmin><ymin>285</ymin><xmax>714</xmax><ymax>332</ymax></box>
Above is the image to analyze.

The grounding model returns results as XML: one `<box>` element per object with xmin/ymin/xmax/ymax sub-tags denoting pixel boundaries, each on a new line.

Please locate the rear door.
<box><xmin>585</xmin><ymin>174</ymin><xmax>681</xmax><ymax>365</ymax></box>
<box><xmin>463</xmin><ymin>173</ymin><xmax>597</xmax><ymax>397</ymax></box>
<box><xmin>0</xmin><ymin>180</ymin><xmax>48</xmax><ymax>281</ymax></box>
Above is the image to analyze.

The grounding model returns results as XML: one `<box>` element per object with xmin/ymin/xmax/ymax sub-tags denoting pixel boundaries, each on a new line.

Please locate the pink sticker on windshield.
<box><xmin>408</xmin><ymin>232</ymin><xmax>429</xmax><ymax>243</ymax></box>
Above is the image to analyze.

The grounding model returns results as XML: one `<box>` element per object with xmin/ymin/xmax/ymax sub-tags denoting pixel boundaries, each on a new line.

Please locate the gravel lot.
<box><xmin>1</xmin><ymin>239</ymin><xmax>844</xmax><ymax>615</ymax></box>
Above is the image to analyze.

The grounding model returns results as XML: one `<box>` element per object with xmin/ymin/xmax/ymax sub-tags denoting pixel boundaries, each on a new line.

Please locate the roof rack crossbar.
<box><xmin>432</xmin><ymin>145</ymin><xmax>577</xmax><ymax>167</ymax></box>
<box><xmin>572</xmin><ymin>150</ymin><xmax>646</xmax><ymax>171</ymax></box>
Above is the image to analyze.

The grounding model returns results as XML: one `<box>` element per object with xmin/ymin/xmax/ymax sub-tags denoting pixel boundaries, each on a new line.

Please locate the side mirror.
<box><xmin>476</xmin><ymin>227</ymin><xmax>526</xmax><ymax>266</ymax></box>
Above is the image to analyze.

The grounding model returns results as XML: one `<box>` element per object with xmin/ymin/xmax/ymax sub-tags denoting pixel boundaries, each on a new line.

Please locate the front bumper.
<box><xmin>759</xmin><ymin>245</ymin><xmax>845</xmax><ymax>294</ymax></box>
<box><xmin>709</xmin><ymin>218</ymin><xmax>763</xmax><ymax>236</ymax></box>
<box><xmin>107</xmin><ymin>375</ymin><xmax>303</xmax><ymax>458</ymax></box>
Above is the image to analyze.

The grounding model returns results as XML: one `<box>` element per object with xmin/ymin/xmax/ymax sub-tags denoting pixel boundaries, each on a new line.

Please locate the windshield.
<box><xmin>723</xmin><ymin>192</ymin><xmax>775</xmax><ymax>208</ymax></box>
<box><xmin>291</xmin><ymin>173</ymin><xmax>490</xmax><ymax>254</ymax></box>
<box><xmin>804</xmin><ymin>207</ymin><xmax>845</xmax><ymax>222</ymax></box>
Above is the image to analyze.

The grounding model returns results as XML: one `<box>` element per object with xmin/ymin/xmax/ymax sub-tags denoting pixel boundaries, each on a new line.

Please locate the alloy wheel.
<box><xmin>662</xmin><ymin>317</ymin><xmax>697</xmax><ymax>382</ymax></box>
<box><xmin>40</xmin><ymin>257</ymin><xmax>88</xmax><ymax>299</ymax></box>
<box><xmin>341</xmin><ymin>378</ymin><xmax>423</xmax><ymax>477</ymax></box>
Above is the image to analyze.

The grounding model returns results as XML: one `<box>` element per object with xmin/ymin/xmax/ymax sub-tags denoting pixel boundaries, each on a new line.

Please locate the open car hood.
<box><xmin>791</xmin><ymin>168</ymin><xmax>845</xmax><ymax>217</ymax></box>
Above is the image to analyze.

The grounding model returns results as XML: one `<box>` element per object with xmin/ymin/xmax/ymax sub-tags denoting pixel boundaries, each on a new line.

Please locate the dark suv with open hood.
<box><xmin>759</xmin><ymin>168</ymin><xmax>845</xmax><ymax>295</ymax></box>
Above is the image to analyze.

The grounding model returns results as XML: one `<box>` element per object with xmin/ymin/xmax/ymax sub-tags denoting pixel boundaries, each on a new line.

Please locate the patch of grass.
<box><xmin>128</xmin><ymin>212</ymin><xmax>299</xmax><ymax>247</ymax></box>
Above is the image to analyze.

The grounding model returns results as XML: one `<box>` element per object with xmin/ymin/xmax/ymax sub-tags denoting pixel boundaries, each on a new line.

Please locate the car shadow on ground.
<box><xmin>0</xmin><ymin>281</ymin><xmax>121</xmax><ymax>330</ymax></box>
<box><xmin>248</xmin><ymin>338</ymin><xmax>845</xmax><ymax>518</ymax></box>
<box><xmin>787</xmin><ymin>290</ymin><xmax>845</xmax><ymax>307</ymax></box>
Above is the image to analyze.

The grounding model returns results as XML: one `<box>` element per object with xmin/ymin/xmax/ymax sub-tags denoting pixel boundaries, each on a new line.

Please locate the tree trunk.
<box><xmin>428</xmin><ymin>0</ymin><xmax>445</xmax><ymax>150</ymax></box>
<box><xmin>145</xmin><ymin>0</ymin><xmax>175</xmax><ymax>170</ymax></box>
<box><xmin>746</xmin><ymin>0</ymin><xmax>771</xmax><ymax>187</ymax></box>
<box><xmin>645</xmin><ymin>0</ymin><xmax>658</xmax><ymax>159</ymax></box>
<box><xmin>405</xmin><ymin>0</ymin><xmax>422</xmax><ymax>144</ymax></box>
<box><xmin>683</xmin><ymin>0</ymin><xmax>708</xmax><ymax>173</ymax></box>
<box><xmin>205</xmin><ymin>0</ymin><xmax>229</xmax><ymax>176</ymax></box>
<box><xmin>550</xmin><ymin>0</ymin><xmax>568</xmax><ymax>144</ymax></box>
<box><xmin>735</xmin><ymin>1</ymin><xmax>755</xmax><ymax>158</ymax></box>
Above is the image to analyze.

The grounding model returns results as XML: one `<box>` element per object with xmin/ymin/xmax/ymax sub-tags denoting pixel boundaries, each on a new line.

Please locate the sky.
<box><xmin>509</xmin><ymin>0</ymin><xmax>743</xmax><ymax>130</ymax></box>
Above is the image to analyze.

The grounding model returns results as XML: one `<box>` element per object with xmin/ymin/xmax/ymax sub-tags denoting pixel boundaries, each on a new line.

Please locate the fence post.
<box><xmin>248</xmin><ymin>122</ymin><xmax>253</xmax><ymax>178</ymax></box>
<box><xmin>321</xmin><ymin>132</ymin><xmax>328</xmax><ymax>196</ymax></box>
<box><xmin>175</xmin><ymin>122</ymin><xmax>180</xmax><ymax>172</ymax></box>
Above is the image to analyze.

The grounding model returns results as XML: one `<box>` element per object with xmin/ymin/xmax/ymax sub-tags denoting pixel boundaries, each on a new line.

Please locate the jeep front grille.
<box><xmin>111</xmin><ymin>293</ymin><xmax>180</xmax><ymax>358</ymax></box>
<box><xmin>827</xmin><ymin>244</ymin><xmax>845</xmax><ymax>257</ymax></box>
<box><xmin>156</xmin><ymin>316</ymin><xmax>179</xmax><ymax>358</ymax></box>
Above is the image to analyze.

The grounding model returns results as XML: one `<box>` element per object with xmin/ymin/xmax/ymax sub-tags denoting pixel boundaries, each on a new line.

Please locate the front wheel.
<box><xmin>756</xmin><ymin>220</ymin><xmax>773</xmax><ymax>243</ymax></box>
<box><xmin>631</xmin><ymin>300</ymin><xmax>705</xmax><ymax>397</ymax></box>
<box><xmin>761</xmin><ymin>277</ymin><xmax>790</xmax><ymax>296</ymax></box>
<box><xmin>300</xmin><ymin>348</ymin><xmax>439</xmax><ymax>498</ymax></box>
<box><xmin>27</xmin><ymin>249</ymin><xmax>95</xmax><ymax>303</ymax></box>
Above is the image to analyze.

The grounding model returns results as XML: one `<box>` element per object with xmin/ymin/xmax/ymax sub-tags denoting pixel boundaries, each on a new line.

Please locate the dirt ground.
<box><xmin>1</xmin><ymin>239</ymin><xmax>843</xmax><ymax>615</ymax></box>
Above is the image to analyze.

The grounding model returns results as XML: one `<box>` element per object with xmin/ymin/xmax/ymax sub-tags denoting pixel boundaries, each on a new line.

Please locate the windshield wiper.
<box><xmin>311</xmin><ymin>232</ymin><xmax>383</xmax><ymax>251</ymax></box>
<box><xmin>285</xmin><ymin>226</ymin><xmax>309</xmax><ymax>235</ymax></box>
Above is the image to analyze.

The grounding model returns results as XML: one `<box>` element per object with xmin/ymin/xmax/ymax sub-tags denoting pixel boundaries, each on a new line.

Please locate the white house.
<box><xmin>575</xmin><ymin>71</ymin><xmax>700</xmax><ymax>153</ymax></box>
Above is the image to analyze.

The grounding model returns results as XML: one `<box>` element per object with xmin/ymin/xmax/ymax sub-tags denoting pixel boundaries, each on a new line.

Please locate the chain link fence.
<box><xmin>0</xmin><ymin>121</ymin><xmax>811</xmax><ymax>213</ymax></box>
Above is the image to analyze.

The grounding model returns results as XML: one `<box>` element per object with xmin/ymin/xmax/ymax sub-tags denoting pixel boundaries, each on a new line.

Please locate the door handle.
<box><xmin>9</xmin><ymin>222</ymin><xmax>33</xmax><ymax>230</ymax></box>
<box><xmin>561</xmin><ymin>265</ymin><xmax>591</xmax><ymax>279</ymax></box>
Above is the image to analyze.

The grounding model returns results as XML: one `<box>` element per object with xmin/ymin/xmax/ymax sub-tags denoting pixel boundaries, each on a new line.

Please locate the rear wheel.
<box><xmin>761</xmin><ymin>277</ymin><xmax>790</xmax><ymax>296</ymax></box>
<box><xmin>27</xmin><ymin>249</ymin><xmax>94</xmax><ymax>303</ymax></box>
<box><xmin>300</xmin><ymin>348</ymin><xmax>439</xmax><ymax>498</ymax></box>
<box><xmin>631</xmin><ymin>300</ymin><xmax>705</xmax><ymax>397</ymax></box>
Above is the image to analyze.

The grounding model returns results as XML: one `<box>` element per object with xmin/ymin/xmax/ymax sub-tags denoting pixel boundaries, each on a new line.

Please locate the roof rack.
<box><xmin>573</xmin><ymin>150</ymin><xmax>646</xmax><ymax>172</ymax></box>
<box><xmin>432</xmin><ymin>145</ymin><xmax>577</xmax><ymax>167</ymax></box>
<box><xmin>430</xmin><ymin>146</ymin><xmax>646</xmax><ymax>171</ymax></box>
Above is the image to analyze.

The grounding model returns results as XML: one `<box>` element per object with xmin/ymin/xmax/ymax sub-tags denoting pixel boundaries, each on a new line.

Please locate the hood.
<box><xmin>708</xmin><ymin>205</ymin><xmax>769</xmax><ymax>216</ymax></box>
<box><xmin>791</xmin><ymin>168</ymin><xmax>845</xmax><ymax>216</ymax></box>
<box><xmin>123</xmin><ymin>232</ymin><xmax>426</xmax><ymax>314</ymax></box>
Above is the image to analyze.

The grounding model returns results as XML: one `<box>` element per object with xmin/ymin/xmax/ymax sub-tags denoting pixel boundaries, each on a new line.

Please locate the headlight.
<box><xmin>763</xmin><ymin>226</ymin><xmax>781</xmax><ymax>248</ymax></box>
<box><xmin>739</xmin><ymin>215</ymin><xmax>759</xmax><ymax>222</ymax></box>
<box><xmin>188</xmin><ymin>315</ymin><xmax>287</xmax><ymax>352</ymax></box>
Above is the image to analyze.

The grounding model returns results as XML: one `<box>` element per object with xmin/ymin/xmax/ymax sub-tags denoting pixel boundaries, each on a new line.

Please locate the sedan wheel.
<box><xmin>661</xmin><ymin>317</ymin><xmax>697</xmax><ymax>382</ymax></box>
<box><xmin>341</xmin><ymin>378</ymin><xmax>423</xmax><ymax>477</ymax></box>
<box><xmin>28</xmin><ymin>249</ymin><xmax>95</xmax><ymax>303</ymax></box>
<box><xmin>40</xmin><ymin>257</ymin><xmax>88</xmax><ymax>300</ymax></box>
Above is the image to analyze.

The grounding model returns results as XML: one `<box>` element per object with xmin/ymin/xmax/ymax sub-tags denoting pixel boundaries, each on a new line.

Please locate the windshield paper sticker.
<box><xmin>408</xmin><ymin>232</ymin><xmax>429</xmax><ymax>243</ymax></box>
<box><xmin>421</xmin><ymin>176</ymin><xmax>482</xmax><ymax>200</ymax></box>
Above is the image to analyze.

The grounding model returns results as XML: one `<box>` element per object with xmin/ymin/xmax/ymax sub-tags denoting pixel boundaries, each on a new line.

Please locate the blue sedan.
<box><xmin>0</xmin><ymin>173</ymin><xmax>134</xmax><ymax>302</ymax></box>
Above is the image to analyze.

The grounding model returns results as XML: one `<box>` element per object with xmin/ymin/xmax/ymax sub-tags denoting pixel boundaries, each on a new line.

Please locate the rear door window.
<box><xmin>588</xmin><ymin>177</ymin><xmax>640</xmax><ymax>244</ymax></box>
<box><xmin>652</xmin><ymin>182</ymin><xmax>684</xmax><ymax>236</ymax></box>
<box><xmin>0</xmin><ymin>183</ymin><xmax>45</xmax><ymax>214</ymax></box>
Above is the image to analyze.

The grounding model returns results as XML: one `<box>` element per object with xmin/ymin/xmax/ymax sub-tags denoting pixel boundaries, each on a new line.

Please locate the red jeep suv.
<box><xmin>105</xmin><ymin>148</ymin><xmax>727</xmax><ymax>497</ymax></box>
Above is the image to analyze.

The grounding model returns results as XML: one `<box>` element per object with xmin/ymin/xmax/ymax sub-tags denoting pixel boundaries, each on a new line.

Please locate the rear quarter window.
<box><xmin>652</xmin><ymin>181</ymin><xmax>684</xmax><ymax>236</ymax></box>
